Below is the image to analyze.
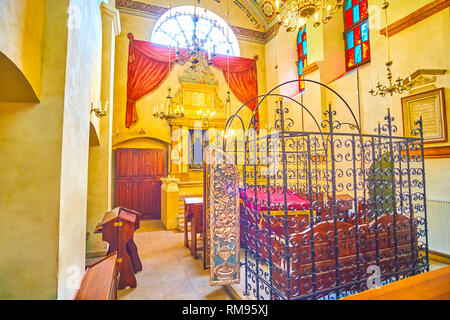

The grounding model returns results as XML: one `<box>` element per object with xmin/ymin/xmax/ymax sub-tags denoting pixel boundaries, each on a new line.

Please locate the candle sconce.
<box><xmin>91</xmin><ymin>100</ymin><xmax>109</xmax><ymax>118</ymax></box>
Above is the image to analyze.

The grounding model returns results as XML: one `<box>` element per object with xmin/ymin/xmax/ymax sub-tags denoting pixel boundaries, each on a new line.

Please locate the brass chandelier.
<box><xmin>174</xmin><ymin>12</ymin><xmax>219</xmax><ymax>69</ymax></box>
<box><xmin>369</xmin><ymin>1</ymin><xmax>411</xmax><ymax>97</ymax></box>
<box><xmin>153</xmin><ymin>41</ymin><xmax>185</xmax><ymax>121</ymax></box>
<box><xmin>153</xmin><ymin>88</ymin><xmax>185</xmax><ymax>121</ymax></box>
<box><xmin>276</xmin><ymin>0</ymin><xmax>344</xmax><ymax>32</ymax></box>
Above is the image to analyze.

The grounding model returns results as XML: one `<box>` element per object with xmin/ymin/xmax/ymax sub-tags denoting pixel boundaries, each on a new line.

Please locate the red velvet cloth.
<box><xmin>240</xmin><ymin>189</ymin><xmax>311</xmax><ymax>212</ymax></box>
<box><xmin>126</xmin><ymin>34</ymin><xmax>259</xmax><ymax>128</ymax></box>
<box><xmin>126</xmin><ymin>34</ymin><xmax>176</xmax><ymax>128</ymax></box>
<box><xmin>211</xmin><ymin>55</ymin><xmax>259</xmax><ymax>129</ymax></box>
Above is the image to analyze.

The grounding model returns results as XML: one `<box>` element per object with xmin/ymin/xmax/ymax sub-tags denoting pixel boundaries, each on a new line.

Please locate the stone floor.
<box><xmin>118</xmin><ymin>220</ymin><xmax>232</xmax><ymax>300</ymax></box>
<box><xmin>116</xmin><ymin>220</ymin><xmax>448</xmax><ymax>300</ymax></box>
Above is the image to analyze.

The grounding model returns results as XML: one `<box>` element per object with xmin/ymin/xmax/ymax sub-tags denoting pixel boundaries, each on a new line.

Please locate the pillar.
<box><xmin>86</xmin><ymin>2</ymin><xmax>121</xmax><ymax>257</ymax></box>
<box><xmin>161</xmin><ymin>177</ymin><xmax>181</xmax><ymax>230</ymax></box>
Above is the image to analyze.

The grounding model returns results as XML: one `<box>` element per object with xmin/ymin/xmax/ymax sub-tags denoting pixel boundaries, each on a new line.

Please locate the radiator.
<box><xmin>427</xmin><ymin>198</ymin><xmax>450</xmax><ymax>256</ymax></box>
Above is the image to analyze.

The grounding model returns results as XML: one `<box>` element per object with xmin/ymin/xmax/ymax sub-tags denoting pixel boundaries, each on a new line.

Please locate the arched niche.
<box><xmin>0</xmin><ymin>52</ymin><xmax>39</xmax><ymax>103</ymax></box>
<box><xmin>113</xmin><ymin>136</ymin><xmax>170</xmax><ymax>151</ymax></box>
<box><xmin>89</xmin><ymin>122</ymin><xmax>100</xmax><ymax>146</ymax></box>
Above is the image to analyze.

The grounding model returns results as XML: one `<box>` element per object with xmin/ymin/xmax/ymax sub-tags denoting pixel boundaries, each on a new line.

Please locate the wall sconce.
<box><xmin>91</xmin><ymin>100</ymin><xmax>109</xmax><ymax>118</ymax></box>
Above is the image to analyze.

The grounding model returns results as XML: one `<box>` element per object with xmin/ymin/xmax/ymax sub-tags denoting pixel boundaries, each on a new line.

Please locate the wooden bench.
<box><xmin>73</xmin><ymin>252</ymin><xmax>118</xmax><ymax>300</ymax></box>
<box><xmin>341</xmin><ymin>265</ymin><xmax>450</xmax><ymax>300</ymax></box>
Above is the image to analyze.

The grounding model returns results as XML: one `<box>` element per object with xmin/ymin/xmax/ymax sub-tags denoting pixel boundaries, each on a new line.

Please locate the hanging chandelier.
<box><xmin>174</xmin><ymin>10</ymin><xmax>220</xmax><ymax>69</ymax></box>
<box><xmin>197</xmin><ymin>108</ymin><xmax>216</xmax><ymax>122</ymax></box>
<box><xmin>369</xmin><ymin>1</ymin><xmax>411</xmax><ymax>97</ymax></box>
<box><xmin>276</xmin><ymin>0</ymin><xmax>344</xmax><ymax>32</ymax></box>
<box><xmin>153</xmin><ymin>88</ymin><xmax>185</xmax><ymax>120</ymax></box>
<box><xmin>153</xmin><ymin>38</ymin><xmax>185</xmax><ymax>121</ymax></box>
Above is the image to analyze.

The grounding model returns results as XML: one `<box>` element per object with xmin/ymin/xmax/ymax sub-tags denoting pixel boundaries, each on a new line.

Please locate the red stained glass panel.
<box><xmin>347</xmin><ymin>47</ymin><xmax>355</xmax><ymax>68</ymax></box>
<box><xmin>297</xmin><ymin>27</ymin><xmax>307</xmax><ymax>93</ymax></box>
<box><xmin>354</xmin><ymin>27</ymin><xmax>361</xmax><ymax>45</ymax></box>
<box><xmin>362</xmin><ymin>41</ymin><xmax>370</xmax><ymax>60</ymax></box>
<box><xmin>346</xmin><ymin>10</ymin><xmax>353</xmax><ymax>28</ymax></box>
<box><xmin>299</xmin><ymin>75</ymin><xmax>305</xmax><ymax>92</ymax></box>
<box><xmin>360</xmin><ymin>0</ymin><xmax>368</xmax><ymax>19</ymax></box>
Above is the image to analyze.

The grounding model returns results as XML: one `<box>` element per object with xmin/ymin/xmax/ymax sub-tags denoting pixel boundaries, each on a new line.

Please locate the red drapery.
<box><xmin>126</xmin><ymin>33</ymin><xmax>176</xmax><ymax>128</ymax></box>
<box><xmin>211</xmin><ymin>54</ymin><xmax>259</xmax><ymax>129</ymax></box>
<box><xmin>126</xmin><ymin>33</ymin><xmax>259</xmax><ymax>128</ymax></box>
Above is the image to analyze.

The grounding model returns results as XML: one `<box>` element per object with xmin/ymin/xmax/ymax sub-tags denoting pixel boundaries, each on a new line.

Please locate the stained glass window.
<box><xmin>297</xmin><ymin>26</ymin><xmax>307</xmax><ymax>93</ymax></box>
<box><xmin>151</xmin><ymin>6</ymin><xmax>240</xmax><ymax>56</ymax></box>
<box><xmin>344</xmin><ymin>0</ymin><xmax>370</xmax><ymax>70</ymax></box>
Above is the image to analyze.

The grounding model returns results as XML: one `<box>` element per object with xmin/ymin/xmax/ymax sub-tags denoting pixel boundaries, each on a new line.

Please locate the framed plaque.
<box><xmin>401</xmin><ymin>88</ymin><xmax>447</xmax><ymax>143</ymax></box>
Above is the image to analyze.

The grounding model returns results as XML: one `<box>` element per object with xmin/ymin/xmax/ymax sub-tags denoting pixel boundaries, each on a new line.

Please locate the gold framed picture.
<box><xmin>401</xmin><ymin>88</ymin><xmax>447</xmax><ymax>143</ymax></box>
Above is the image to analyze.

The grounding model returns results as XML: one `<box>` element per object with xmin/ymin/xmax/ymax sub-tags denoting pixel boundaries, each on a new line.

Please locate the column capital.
<box><xmin>160</xmin><ymin>176</ymin><xmax>180</xmax><ymax>192</ymax></box>
<box><xmin>101</xmin><ymin>2</ymin><xmax>121</xmax><ymax>36</ymax></box>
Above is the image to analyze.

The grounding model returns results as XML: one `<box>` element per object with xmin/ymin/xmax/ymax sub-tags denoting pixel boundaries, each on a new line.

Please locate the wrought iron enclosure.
<box><xmin>222</xmin><ymin>80</ymin><xmax>429</xmax><ymax>300</ymax></box>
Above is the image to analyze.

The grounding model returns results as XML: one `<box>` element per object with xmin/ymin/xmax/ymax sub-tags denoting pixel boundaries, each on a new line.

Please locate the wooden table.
<box><xmin>184</xmin><ymin>197</ymin><xmax>203</xmax><ymax>258</ymax></box>
<box><xmin>341</xmin><ymin>266</ymin><xmax>450</xmax><ymax>300</ymax></box>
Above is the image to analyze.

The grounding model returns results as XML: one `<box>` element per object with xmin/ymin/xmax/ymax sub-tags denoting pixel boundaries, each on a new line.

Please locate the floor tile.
<box><xmin>118</xmin><ymin>219</ymin><xmax>232</xmax><ymax>301</ymax></box>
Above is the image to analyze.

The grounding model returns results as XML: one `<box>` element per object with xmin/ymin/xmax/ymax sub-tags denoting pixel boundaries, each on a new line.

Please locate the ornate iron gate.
<box><xmin>222</xmin><ymin>80</ymin><xmax>429</xmax><ymax>300</ymax></box>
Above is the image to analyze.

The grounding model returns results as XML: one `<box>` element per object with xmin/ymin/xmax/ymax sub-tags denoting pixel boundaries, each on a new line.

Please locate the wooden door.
<box><xmin>115</xmin><ymin>148</ymin><xmax>166</xmax><ymax>219</ymax></box>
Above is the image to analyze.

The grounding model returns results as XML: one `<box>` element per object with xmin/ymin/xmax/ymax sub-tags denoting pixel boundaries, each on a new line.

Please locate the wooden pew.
<box><xmin>341</xmin><ymin>265</ymin><xmax>450</xmax><ymax>300</ymax></box>
<box><xmin>73</xmin><ymin>252</ymin><xmax>118</xmax><ymax>300</ymax></box>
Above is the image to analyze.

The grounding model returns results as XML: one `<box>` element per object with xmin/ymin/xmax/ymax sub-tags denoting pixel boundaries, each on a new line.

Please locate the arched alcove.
<box><xmin>0</xmin><ymin>52</ymin><xmax>39</xmax><ymax>103</ymax></box>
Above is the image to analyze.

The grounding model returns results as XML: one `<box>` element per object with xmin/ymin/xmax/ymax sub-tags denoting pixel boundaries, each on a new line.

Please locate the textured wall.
<box><xmin>0</xmin><ymin>0</ymin><xmax>68</xmax><ymax>300</ymax></box>
<box><xmin>0</xmin><ymin>0</ymin><xmax>106</xmax><ymax>299</ymax></box>
<box><xmin>0</xmin><ymin>0</ymin><xmax>46</xmax><ymax>101</ymax></box>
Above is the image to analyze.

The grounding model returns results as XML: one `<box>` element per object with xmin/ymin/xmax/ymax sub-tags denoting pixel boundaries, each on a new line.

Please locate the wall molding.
<box><xmin>101</xmin><ymin>2</ymin><xmax>121</xmax><ymax>36</ymax></box>
<box><xmin>424</xmin><ymin>146</ymin><xmax>450</xmax><ymax>159</ymax></box>
<box><xmin>380</xmin><ymin>0</ymin><xmax>450</xmax><ymax>37</ymax></box>
<box><xmin>303</xmin><ymin>62</ymin><xmax>319</xmax><ymax>76</ymax></box>
<box><xmin>115</xmin><ymin>0</ymin><xmax>278</xmax><ymax>44</ymax></box>
<box><xmin>408</xmin><ymin>145</ymin><xmax>450</xmax><ymax>159</ymax></box>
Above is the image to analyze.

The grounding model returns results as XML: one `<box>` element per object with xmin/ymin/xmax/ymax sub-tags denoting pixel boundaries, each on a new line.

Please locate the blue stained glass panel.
<box><xmin>345</xmin><ymin>0</ymin><xmax>352</xmax><ymax>10</ymax></box>
<box><xmin>298</xmin><ymin>31</ymin><xmax>304</xmax><ymax>43</ymax></box>
<box><xmin>303</xmin><ymin>42</ymin><xmax>307</xmax><ymax>55</ymax></box>
<box><xmin>353</xmin><ymin>4</ymin><xmax>360</xmax><ymax>24</ymax></box>
<box><xmin>355</xmin><ymin>44</ymin><xmax>362</xmax><ymax>64</ymax></box>
<box><xmin>347</xmin><ymin>30</ymin><xmax>354</xmax><ymax>49</ymax></box>
<box><xmin>361</xmin><ymin>21</ymin><xmax>369</xmax><ymax>42</ymax></box>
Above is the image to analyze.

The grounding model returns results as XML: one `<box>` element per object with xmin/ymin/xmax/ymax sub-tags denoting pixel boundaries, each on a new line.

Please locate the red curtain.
<box><xmin>211</xmin><ymin>55</ymin><xmax>259</xmax><ymax>129</ymax></box>
<box><xmin>126</xmin><ymin>34</ymin><xmax>259</xmax><ymax>128</ymax></box>
<box><xmin>126</xmin><ymin>33</ymin><xmax>176</xmax><ymax>128</ymax></box>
